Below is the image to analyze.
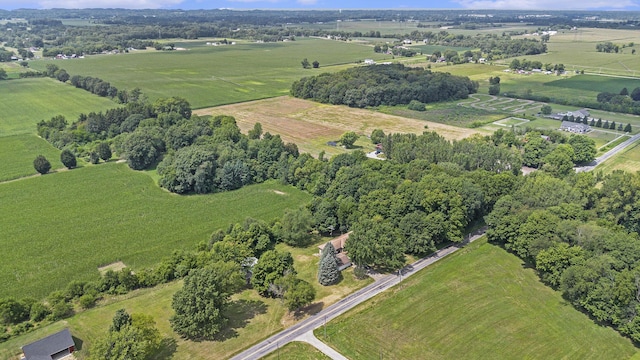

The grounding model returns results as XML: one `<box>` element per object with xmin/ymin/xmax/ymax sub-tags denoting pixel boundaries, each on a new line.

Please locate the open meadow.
<box><xmin>0</xmin><ymin>163</ymin><xmax>310</xmax><ymax>299</ymax></box>
<box><xmin>28</xmin><ymin>38</ymin><xmax>391</xmax><ymax>109</ymax></box>
<box><xmin>0</xmin><ymin>78</ymin><xmax>119</xmax><ymax>136</ymax></box>
<box><xmin>596</xmin><ymin>140</ymin><xmax>640</xmax><ymax>174</ymax></box>
<box><xmin>195</xmin><ymin>96</ymin><xmax>489</xmax><ymax>157</ymax></box>
<box><xmin>318</xmin><ymin>238</ymin><xmax>639</xmax><ymax>359</ymax></box>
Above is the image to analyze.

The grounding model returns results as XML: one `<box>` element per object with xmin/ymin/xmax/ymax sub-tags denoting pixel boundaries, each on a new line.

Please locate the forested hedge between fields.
<box><xmin>290</xmin><ymin>64</ymin><xmax>479</xmax><ymax>108</ymax></box>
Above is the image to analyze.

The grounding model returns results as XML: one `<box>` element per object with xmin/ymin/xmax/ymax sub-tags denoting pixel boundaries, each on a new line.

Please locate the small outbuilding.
<box><xmin>21</xmin><ymin>328</ymin><xmax>75</xmax><ymax>360</ymax></box>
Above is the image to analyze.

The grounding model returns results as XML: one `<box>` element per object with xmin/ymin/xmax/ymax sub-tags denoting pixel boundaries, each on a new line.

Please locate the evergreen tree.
<box><xmin>610</xmin><ymin>121</ymin><xmax>616</xmax><ymax>130</ymax></box>
<box><xmin>624</xmin><ymin>123</ymin><xmax>632</xmax><ymax>133</ymax></box>
<box><xmin>596</xmin><ymin>118</ymin><xmax>602</xmax><ymax>128</ymax></box>
<box><xmin>318</xmin><ymin>242</ymin><xmax>340</xmax><ymax>286</ymax></box>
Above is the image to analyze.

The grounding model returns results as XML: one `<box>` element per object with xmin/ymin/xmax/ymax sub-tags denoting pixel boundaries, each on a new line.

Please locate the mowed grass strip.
<box><xmin>29</xmin><ymin>38</ymin><xmax>391</xmax><ymax>109</ymax></box>
<box><xmin>0</xmin><ymin>78</ymin><xmax>119</xmax><ymax>136</ymax></box>
<box><xmin>0</xmin><ymin>134</ymin><xmax>64</xmax><ymax>181</ymax></box>
<box><xmin>261</xmin><ymin>341</ymin><xmax>330</xmax><ymax>360</ymax></box>
<box><xmin>0</xmin><ymin>163</ymin><xmax>310</xmax><ymax>299</ymax></box>
<box><xmin>318</xmin><ymin>239</ymin><xmax>638</xmax><ymax>359</ymax></box>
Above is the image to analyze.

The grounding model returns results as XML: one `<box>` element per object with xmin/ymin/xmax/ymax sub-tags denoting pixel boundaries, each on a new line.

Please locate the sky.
<box><xmin>0</xmin><ymin>0</ymin><xmax>639</xmax><ymax>10</ymax></box>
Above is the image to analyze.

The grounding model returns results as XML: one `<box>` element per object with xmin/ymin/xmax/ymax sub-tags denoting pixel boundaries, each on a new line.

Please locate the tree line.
<box><xmin>291</xmin><ymin>63</ymin><xmax>478</xmax><ymax>108</ymax></box>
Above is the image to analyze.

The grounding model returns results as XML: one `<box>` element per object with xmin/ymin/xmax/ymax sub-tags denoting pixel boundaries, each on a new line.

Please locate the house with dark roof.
<box><xmin>21</xmin><ymin>328</ymin><xmax>75</xmax><ymax>360</ymax></box>
<box><xmin>318</xmin><ymin>232</ymin><xmax>352</xmax><ymax>271</ymax></box>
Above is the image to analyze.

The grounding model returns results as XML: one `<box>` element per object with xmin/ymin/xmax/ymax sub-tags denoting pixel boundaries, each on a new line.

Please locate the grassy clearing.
<box><xmin>261</xmin><ymin>342</ymin><xmax>329</xmax><ymax>360</ymax></box>
<box><xmin>318</xmin><ymin>238</ymin><xmax>639</xmax><ymax>359</ymax></box>
<box><xmin>0</xmin><ymin>78</ymin><xmax>119</xmax><ymax>136</ymax></box>
<box><xmin>0</xmin><ymin>134</ymin><xmax>64</xmax><ymax>181</ymax></box>
<box><xmin>0</xmin><ymin>163</ymin><xmax>310</xmax><ymax>299</ymax></box>
<box><xmin>196</xmin><ymin>97</ymin><xmax>488</xmax><ymax>157</ymax></box>
<box><xmin>29</xmin><ymin>38</ymin><xmax>391</xmax><ymax>109</ymax></box>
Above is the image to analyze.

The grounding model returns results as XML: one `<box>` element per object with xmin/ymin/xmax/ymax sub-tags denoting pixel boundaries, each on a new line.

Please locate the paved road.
<box><xmin>230</xmin><ymin>228</ymin><xmax>487</xmax><ymax>360</ymax></box>
<box><xmin>576</xmin><ymin>132</ymin><xmax>640</xmax><ymax>172</ymax></box>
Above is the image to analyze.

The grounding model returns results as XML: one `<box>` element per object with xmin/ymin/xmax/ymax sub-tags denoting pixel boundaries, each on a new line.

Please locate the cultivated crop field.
<box><xmin>196</xmin><ymin>96</ymin><xmax>489</xmax><ymax>156</ymax></box>
<box><xmin>318</xmin><ymin>239</ymin><xmax>638</xmax><ymax>359</ymax></box>
<box><xmin>0</xmin><ymin>134</ymin><xmax>64</xmax><ymax>181</ymax></box>
<box><xmin>29</xmin><ymin>38</ymin><xmax>390</xmax><ymax>109</ymax></box>
<box><xmin>378</xmin><ymin>101</ymin><xmax>507</xmax><ymax>128</ymax></box>
<box><xmin>0</xmin><ymin>78</ymin><xmax>119</xmax><ymax>136</ymax></box>
<box><xmin>0</xmin><ymin>163</ymin><xmax>310</xmax><ymax>299</ymax></box>
<box><xmin>510</xmin><ymin>28</ymin><xmax>640</xmax><ymax>77</ymax></box>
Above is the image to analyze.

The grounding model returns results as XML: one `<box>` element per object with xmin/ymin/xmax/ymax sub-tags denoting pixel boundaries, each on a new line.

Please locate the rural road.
<box><xmin>230</xmin><ymin>228</ymin><xmax>487</xmax><ymax>360</ymax></box>
<box><xmin>576</xmin><ymin>132</ymin><xmax>640</xmax><ymax>172</ymax></box>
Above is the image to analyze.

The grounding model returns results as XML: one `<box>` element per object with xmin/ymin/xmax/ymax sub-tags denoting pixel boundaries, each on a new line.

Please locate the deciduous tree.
<box><xmin>33</xmin><ymin>155</ymin><xmax>51</xmax><ymax>174</ymax></box>
<box><xmin>60</xmin><ymin>149</ymin><xmax>77</xmax><ymax>169</ymax></box>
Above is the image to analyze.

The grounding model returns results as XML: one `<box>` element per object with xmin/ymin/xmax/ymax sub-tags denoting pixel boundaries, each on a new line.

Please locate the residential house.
<box><xmin>318</xmin><ymin>232</ymin><xmax>352</xmax><ymax>271</ymax></box>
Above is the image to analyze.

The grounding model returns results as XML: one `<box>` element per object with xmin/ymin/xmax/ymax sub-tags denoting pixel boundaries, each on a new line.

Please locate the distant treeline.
<box><xmin>291</xmin><ymin>64</ymin><xmax>478</xmax><ymax>108</ymax></box>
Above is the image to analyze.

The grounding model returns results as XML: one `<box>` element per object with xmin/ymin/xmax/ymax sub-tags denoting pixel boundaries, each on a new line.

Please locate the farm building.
<box><xmin>566</xmin><ymin>109</ymin><xmax>590</xmax><ymax>119</ymax></box>
<box><xmin>21</xmin><ymin>328</ymin><xmax>75</xmax><ymax>360</ymax></box>
<box><xmin>560</xmin><ymin>121</ymin><xmax>591</xmax><ymax>134</ymax></box>
<box><xmin>318</xmin><ymin>232</ymin><xmax>352</xmax><ymax>271</ymax></box>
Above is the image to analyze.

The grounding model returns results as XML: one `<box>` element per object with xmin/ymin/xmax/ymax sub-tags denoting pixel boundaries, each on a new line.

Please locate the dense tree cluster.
<box><xmin>90</xmin><ymin>310</ymin><xmax>161</xmax><ymax>360</ymax></box>
<box><xmin>486</xmin><ymin>170</ymin><xmax>640</xmax><ymax>342</ymax></box>
<box><xmin>596</xmin><ymin>41</ymin><xmax>620</xmax><ymax>53</ymax></box>
<box><xmin>291</xmin><ymin>64</ymin><xmax>478</xmax><ymax>108</ymax></box>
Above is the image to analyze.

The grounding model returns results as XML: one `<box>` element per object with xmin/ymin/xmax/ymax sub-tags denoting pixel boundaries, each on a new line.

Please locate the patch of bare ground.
<box><xmin>98</xmin><ymin>261</ymin><xmax>127</xmax><ymax>275</ymax></box>
<box><xmin>195</xmin><ymin>96</ymin><xmax>485</xmax><ymax>156</ymax></box>
<box><xmin>273</xmin><ymin>190</ymin><xmax>286</xmax><ymax>195</ymax></box>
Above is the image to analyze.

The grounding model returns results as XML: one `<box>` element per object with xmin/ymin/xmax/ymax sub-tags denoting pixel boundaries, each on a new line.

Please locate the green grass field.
<box><xmin>597</xmin><ymin>141</ymin><xmax>640</xmax><ymax>174</ymax></box>
<box><xmin>262</xmin><ymin>342</ymin><xmax>329</xmax><ymax>360</ymax></box>
<box><xmin>0</xmin><ymin>134</ymin><xmax>64</xmax><ymax>181</ymax></box>
<box><xmin>29</xmin><ymin>38</ymin><xmax>390</xmax><ymax>109</ymax></box>
<box><xmin>318</xmin><ymin>238</ymin><xmax>638</xmax><ymax>359</ymax></box>
<box><xmin>0</xmin><ymin>163</ymin><xmax>311</xmax><ymax>299</ymax></box>
<box><xmin>0</xmin><ymin>78</ymin><xmax>119</xmax><ymax>136</ymax></box>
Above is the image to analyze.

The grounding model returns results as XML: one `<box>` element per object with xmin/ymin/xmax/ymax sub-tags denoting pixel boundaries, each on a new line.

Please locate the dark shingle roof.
<box><xmin>22</xmin><ymin>328</ymin><xmax>74</xmax><ymax>360</ymax></box>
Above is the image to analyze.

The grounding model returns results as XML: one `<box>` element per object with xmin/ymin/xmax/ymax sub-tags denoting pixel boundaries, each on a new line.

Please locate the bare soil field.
<box><xmin>195</xmin><ymin>97</ymin><xmax>487</xmax><ymax>156</ymax></box>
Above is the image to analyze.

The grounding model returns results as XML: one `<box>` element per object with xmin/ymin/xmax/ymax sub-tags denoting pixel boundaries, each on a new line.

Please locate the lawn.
<box><xmin>0</xmin><ymin>134</ymin><xmax>64</xmax><ymax>181</ymax></box>
<box><xmin>0</xmin><ymin>163</ymin><xmax>311</xmax><ymax>299</ymax></box>
<box><xmin>318</xmin><ymin>238</ymin><xmax>639</xmax><ymax>359</ymax></box>
<box><xmin>28</xmin><ymin>38</ymin><xmax>391</xmax><ymax>109</ymax></box>
<box><xmin>0</xmin><ymin>78</ymin><xmax>119</xmax><ymax>136</ymax></box>
<box><xmin>0</xmin><ymin>241</ymin><xmax>371</xmax><ymax>360</ymax></box>
<box><xmin>261</xmin><ymin>342</ymin><xmax>329</xmax><ymax>360</ymax></box>
<box><xmin>196</xmin><ymin>97</ymin><xmax>489</xmax><ymax>157</ymax></box>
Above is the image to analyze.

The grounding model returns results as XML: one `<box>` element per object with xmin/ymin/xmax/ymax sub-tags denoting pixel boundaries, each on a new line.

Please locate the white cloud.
<box><xmin>454</xmin><ymin>0</ymin><xmax>639</xmax><ymax>9</ymax></box>
<box><xmin>8</xmin><ymin>0</ymin><xmax>186</xmax><ymax>9</ymax></box>
<box><xmin>297</xmin><ymin>0</ymin><xmax>318</xmax><ymax>4</ymax></box>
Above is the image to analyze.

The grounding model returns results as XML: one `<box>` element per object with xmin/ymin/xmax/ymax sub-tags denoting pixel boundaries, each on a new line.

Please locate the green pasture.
<box><xmin>0</xmin><ymin>163</ymin><xmax>310</xmax><ymax>299</ymax></box>
<box><xmin>378</xmin><ymin>101</ymin><xmax>506</xmax><ymax>128</ymax></box>
<box><xmin>0</xmin><ymin>134</ymin><xmax>64</xmax><ymax>181</ymax></box>
<box><xmin>29</xmin><ymin>38</ymin><xmax>390</xmax><ymax>109</ymax></box>
<box><xmin>597</xmin><ymin>141</ymin><xmax>640</xmax><ymax>174</ymax></box>
<box><xmin>433</xmin><ymin>63</ymin><xmax>503</xmax><ymax>80</ymax></box>
<box><xmin>0</xmin><ymin>78</ymin><xmax>119</xmax><ymax>136</ymax></box>
<box><xmin>545</xmin><ymin>74</ymin><xmax>640</xmax><ymax>94</ymax></box>
<box><xmin>262</xmin><ymin>342</ymin><xmax>329</xmax><ymax>360</ymax></box>
<box><xmin>319</xmin><ymin>238</ymin><xmax>638</xmax><ymax>359</ymax></box>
